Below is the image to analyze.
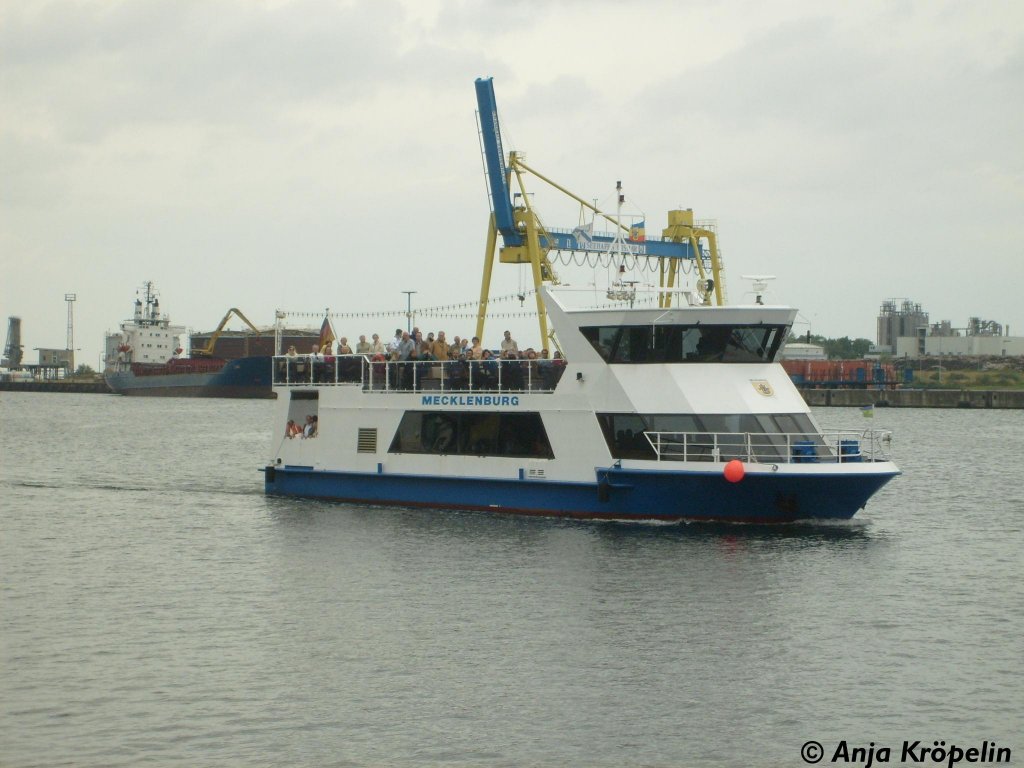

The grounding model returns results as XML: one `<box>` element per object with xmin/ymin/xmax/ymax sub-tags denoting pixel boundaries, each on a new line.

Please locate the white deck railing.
<box><xmin>272</xmin><ymin>354</ymin><xmax>567</xmax><ymax>393</ymax></box>
<box><xmin>643</xmin><ymin>429</ymin><xmax>893</xmax><ymax>464</ymax></box>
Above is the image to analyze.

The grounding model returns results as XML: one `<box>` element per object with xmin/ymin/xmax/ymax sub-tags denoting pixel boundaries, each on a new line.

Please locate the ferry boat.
<box><xmin>262</xmin><ymin>287</ymin><xmax>899</xmax><ymax>523</ymax></box>
<box><xmin>261</xmin><ymin>77</ymin><xmax>898</xmax><ymax>522</ymax></box>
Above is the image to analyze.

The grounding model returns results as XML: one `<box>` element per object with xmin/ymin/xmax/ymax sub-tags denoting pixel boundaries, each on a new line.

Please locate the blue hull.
<box><xmin>106</xmin><ymin>356</ymin><xmax>274</xmax><ymax>398</ymax></box>
<box><xmin>263</xmin><ymin>465</ymin><xmax>896</xmax><ymax>524</ymax></box>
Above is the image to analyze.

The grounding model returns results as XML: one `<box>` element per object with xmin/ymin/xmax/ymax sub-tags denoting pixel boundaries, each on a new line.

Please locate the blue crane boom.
<box><xmin>473</xmin><ymin>77</ymin><xmax>706</xmax><ymax>262</ymax></box>
<box><xmin>474</xmin><ymin>78</ymin><xmax>522</xmax><ymax>247</ymax></box>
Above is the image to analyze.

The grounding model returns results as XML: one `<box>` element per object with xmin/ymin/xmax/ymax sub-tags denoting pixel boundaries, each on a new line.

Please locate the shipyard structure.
<box><xmin>876</xmin><ymin>299</ymin><xmax>1023</xmax><ymax>358</ymax></box>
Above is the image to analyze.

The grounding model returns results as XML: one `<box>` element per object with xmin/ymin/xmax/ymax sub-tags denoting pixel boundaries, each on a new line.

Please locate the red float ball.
<box><xmin>723</xmin><ymin>459</ymin><xmax>745</xmax><ymax>483</ymax></box>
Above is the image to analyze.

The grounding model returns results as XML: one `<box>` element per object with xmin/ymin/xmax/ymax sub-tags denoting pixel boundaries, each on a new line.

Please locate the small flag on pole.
<box><xmin>319</xmin><ymin>316</ymin><xmax>336</xmax><ymax>352</ymax></box>
<box><xmin>861</xmin><ymin>404</ymin><xmax>874</xmax><ymax>418</ymax></box>
<box><xmin>629</xmin><ymin>220</ymin><xmax>646</xmax><ymax>242</ymax></box>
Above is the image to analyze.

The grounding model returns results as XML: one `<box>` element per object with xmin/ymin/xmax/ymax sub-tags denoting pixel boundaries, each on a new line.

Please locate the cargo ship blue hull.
<box><xmin>105</xmin><ymin>356</ymin><xmax>274</xmax><ymax>398</ymax></box>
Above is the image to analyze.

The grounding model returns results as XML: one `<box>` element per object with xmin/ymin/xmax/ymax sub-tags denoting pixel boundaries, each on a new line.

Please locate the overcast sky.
<box><xmin>3</xmin><ymin>0</ymin><xmax>1022</xmax><ymax>369</ymax></box>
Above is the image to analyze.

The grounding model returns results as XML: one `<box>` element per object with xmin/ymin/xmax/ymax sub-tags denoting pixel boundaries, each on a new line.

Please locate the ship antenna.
<box><xmin>606</xmin><ymin>180</ymin><xmax>637</xmax><ymax>306</ymax></box>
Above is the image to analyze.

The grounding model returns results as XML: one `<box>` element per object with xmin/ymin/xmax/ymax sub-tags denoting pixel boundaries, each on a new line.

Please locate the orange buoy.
<box><xmin>723</xmin><ymin>459</ymin><xmax>745</xmax><ymax>483</ymax></box>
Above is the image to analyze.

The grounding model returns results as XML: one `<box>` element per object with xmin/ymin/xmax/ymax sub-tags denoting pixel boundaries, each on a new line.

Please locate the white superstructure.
<box><xmin>104</xmin><ymin>282</ymin><xmax>185</xmax><ymax>370</ymax></box>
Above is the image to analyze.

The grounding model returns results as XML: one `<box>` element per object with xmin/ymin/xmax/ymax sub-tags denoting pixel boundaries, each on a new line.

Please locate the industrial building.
<box><xmin>877</xmin><ymin>299</ymin><xmax>1023</xmax><ymax>358</ymax></box>
<box><xmin>2</xmin><ymin>315</ymin><xmax>76</xmax><ymax>380</ymax></box>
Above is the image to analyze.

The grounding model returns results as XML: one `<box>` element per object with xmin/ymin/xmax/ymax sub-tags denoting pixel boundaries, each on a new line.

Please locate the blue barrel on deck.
<box><xmin>792</xmin><ymin>440</ymin><xmax>818</xmax><ymax>463</ymax></box>
<box><xmin>840</xmin><ymin>440</ymin><xmax>863</xmax><ymax>462</ymax></box>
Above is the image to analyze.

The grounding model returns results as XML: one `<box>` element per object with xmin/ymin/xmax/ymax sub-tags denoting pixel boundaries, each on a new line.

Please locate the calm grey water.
<box><xmin>1</xmin><ymin>392</ymin><xmax>1021</xmax><ymax>767</ymax></box>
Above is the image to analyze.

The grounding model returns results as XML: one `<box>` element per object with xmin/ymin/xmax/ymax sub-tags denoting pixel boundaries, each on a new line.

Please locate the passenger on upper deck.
<box><xmin>470</xmin><ymin>337</ymin><xmax>484</xmax><ymax>360</ymax></box>
<box><xmin>355</xmin><ymin>335</ymin><xmax>372</xmax><ymax>355</ymax></box>
<box><xmin>396</xmin><ymin>331</ymin><xmax>415</xmax><ymax>361</ymax></box>
<box><xmin>395</xmin><ymin>331</ymin><xmax>417</xmax><ymax>389</ymax></box>
<box><xmin>309</xmin><ymin>344</ymin><xmax>326</xmax><ymax>382</ymax></box>
<box><xmin>283</xmin><ymin>345</ymin><xmax>303</xmax><ymax>381</ymax></box>
<box><xmin>370</xmin><ymin>333</ymin><xmax>386</xmax><ymax>355</ymax></box>
<box><xmin>412</xmin><ymin>331</ymin><xmax>430</xmax><ymax>359</ymax></box>
<box><xmin>537</xmin><ymin>348</ymin><xmax>555</xmax><ymax>389</ymax></box>
<box><xmin>500</xmin><ymin>330</ymin><xmax>519</xmax><ymax>354</ymax></box>
<box><xmin>431</xmin><ymin>331</ymin><xmax>450</xmax><ymax>360</ymax></box>
<box><xmin>419</xmin><ymin>332</ymin><xmax>435</xmax><ymax>360</ymax></box>
<box><xmin>502</xmin><ymin>350</ymin><xmax>524</xmax><ymax>390</ymax></box>
<box><xmin>387</xmin><ymin>329</ymin><xmax>403</xmax><ymax>356</ymax></box>
<box><xmin>478</xmin><ymin>349</ymin><xmax>499</xmax><ymax>389</ymax></box>
<box><xmin>523</xmin><ymin>348</ymin><xmax>540</xmax><ymax>388</ymax></box>
<box><xmin>337</xmin><ymin>337</ymin><xmax>353</xmax><ymax>355</ymax></box>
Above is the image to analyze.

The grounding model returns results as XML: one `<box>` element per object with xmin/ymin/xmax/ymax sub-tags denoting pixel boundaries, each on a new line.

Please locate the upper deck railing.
<box><xmin>643</xmin><ymin>429</ymin><xmax>894</xmax><ymax>464</ymax></box>
<box><xmin>272</xmin><ymin>354</ymin><xmax>568</xmax><ymax>393</ymax></box>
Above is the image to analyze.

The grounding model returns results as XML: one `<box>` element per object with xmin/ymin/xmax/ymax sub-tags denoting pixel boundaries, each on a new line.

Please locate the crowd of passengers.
<box><xmin>280</xmin><ymin>328</ymin><xmax>566</xmax><ymax>390</ymax></box>
<box><xmin>285</xmin><ymin>414</ymin><xmax>318</xmax><ymax>439</ymax></box>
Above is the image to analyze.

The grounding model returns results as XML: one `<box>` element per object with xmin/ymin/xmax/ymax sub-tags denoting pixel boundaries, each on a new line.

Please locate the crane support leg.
<box><xmin>705</xmin><ymin>231</ymin><xmax>724</xmax><ymax>306</ymax></box>
<box><xmin>519</xmin><ymin>204</ymin><xmax>551</xmax><ymax>344</ymax></box>
<box><xmin>659</xmin><ymin>259</ymin><xmax>679</xmax><ymax>308</ymax></box>
<box><xmin>476</xmin><ymin>215</ymin><xmax>499</xmax><ymax>342</ymax></box>
<box><xmin>528</xmin><ymin>242</ymin><xmax>550</xmax><ymax>345</ymax></box>
<box><xmin>689</xmin><ymin>235</ymin><xmax>708</xmax><ymax>285</ymax></box>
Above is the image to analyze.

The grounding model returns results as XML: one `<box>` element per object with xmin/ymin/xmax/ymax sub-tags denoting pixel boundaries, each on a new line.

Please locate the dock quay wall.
<box><xmin>800</xmin><ymin>388</ymin><xmax>1024</xmax><ymax>409</ymax></box>
<box><xmin>0</xmin><ymin>380</ymin><xmax>109</xmax><ymax>394</ymax></box>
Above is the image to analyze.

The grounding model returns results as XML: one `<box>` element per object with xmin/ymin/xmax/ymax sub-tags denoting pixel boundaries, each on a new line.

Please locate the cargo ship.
<box><xmin>103</xmin><ymin>282</ymin><xmax>317</xmax><ymax>398</ymax></box>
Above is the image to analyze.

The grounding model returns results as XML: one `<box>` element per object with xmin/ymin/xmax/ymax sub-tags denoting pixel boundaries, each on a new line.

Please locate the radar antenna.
<box><xmin>741</xmin><ymin>275</ymin><xmax>776</xmax><ymax>305</ymax></box>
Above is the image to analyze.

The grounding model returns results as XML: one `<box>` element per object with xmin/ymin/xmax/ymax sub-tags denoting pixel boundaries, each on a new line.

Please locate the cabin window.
<box><xmin>597</xmin><ymin>412</ymin><xmax>819</xmax><ymax>461</ymax></box>
<box><xmin>580</xmin><ymin>324</ymin><xmax>788</xmax><ymax>363</ymax></box>
<box><xmin>389</xmin><ymin>411</ymin><xmax>554</xmax><ymax>459</ymax></box>
<box><xmin>285</xmin><ymin>390</ymin><xmax>319</xmax><ymax>439</ymax></box>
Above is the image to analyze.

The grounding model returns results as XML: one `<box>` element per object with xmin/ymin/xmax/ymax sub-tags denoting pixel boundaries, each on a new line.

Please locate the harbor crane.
<box><xmin>473</xmin><ymin>77</ymin><xmax>727</xmax><ymax>345</ymax></box>
<box><xmin>191</xmin><ymin>308</ymin><xmax>262</xmax><ymax>357</ymax></box>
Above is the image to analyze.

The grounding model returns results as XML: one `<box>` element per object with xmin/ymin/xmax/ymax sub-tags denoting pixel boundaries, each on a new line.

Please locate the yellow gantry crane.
<box><xmin>473</xmin><ymin>77</ymin><xmax>726</xmax><ymax>346</ymax></box>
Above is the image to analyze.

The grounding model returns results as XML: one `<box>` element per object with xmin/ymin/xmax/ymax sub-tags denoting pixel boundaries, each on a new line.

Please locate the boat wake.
<box><xmin>4</xmin><ymin>478</ymin><xmax>264</xmax><ymax>497</ymax></box>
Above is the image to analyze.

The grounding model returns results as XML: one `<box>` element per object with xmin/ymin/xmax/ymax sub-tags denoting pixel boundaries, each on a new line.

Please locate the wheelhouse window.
<box><xmin>581</xmin><ymin>324</ymin><xmax>788</xmax><ymax>363</ymax></box>
<box><xmin>389</xmin><ymin>411</ymin><xmax>554</xmax><ymax>459</ymax></box>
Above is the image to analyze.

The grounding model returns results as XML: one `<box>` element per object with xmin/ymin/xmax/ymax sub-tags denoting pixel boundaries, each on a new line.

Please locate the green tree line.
<box><xmin>799</xmin><ymin>333</ymin><xmax>873</xmax><ymax>360</ymax></box>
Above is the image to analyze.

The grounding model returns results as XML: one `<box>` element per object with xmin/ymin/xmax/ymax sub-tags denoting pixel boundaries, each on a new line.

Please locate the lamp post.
<box><xmin>795</xmin><ymin>312</ymin><xmax>814</xmax><ymax>344</ymax></box>
<box><xmin>401</xmin><ymin>291</ymin><xmax>417</xmax><ymax>333</ymax></box>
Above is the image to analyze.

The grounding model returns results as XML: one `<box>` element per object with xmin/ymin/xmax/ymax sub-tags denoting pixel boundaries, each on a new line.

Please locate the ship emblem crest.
<box><xmin>751</xmin><ymin>380</ymin><xmax>774</xmax><ymax>397</ymax></box>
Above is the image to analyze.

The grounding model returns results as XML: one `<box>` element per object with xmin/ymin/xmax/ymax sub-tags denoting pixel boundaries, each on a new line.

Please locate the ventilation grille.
<box><xmin>526</xmin><ymin>468</ymin><xmax>546</xmax><ymax>479</ymax></box>
<box><xmin>357</xmin><ymin>428</ymin><xmax>377</xmax><ymax>454</ymax></box>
